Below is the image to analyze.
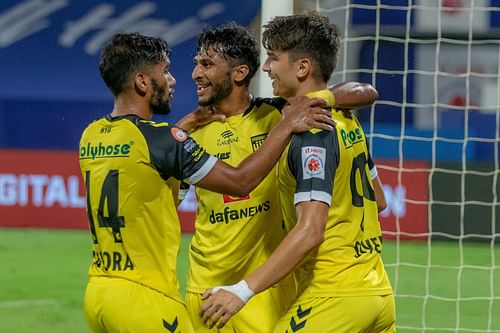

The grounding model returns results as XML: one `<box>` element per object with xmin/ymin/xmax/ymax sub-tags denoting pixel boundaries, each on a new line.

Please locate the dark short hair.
<box><xmin>196</xmin><ymin>22</ymin><xmax>260</xmax><ymax>86</ymax></box>
<box><xmin>262</xmin><ymin>12</ymin><xmax>341</xmax><ymax>83</ymax></box>
<box><xmin>99</xmin><ymin>33</ymin><xmax>169</xmax><ymax>96</ymax></box>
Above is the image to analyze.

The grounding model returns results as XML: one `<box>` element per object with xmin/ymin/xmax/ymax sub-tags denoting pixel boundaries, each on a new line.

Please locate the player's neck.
<box><xmin>111</xmin><ymin>94</ymin><xmax>153</xmax><ymax>120</ymax></box>
<box><xmin>294</xmin><ymin>80</ymin><xmax>327</xmax><ymax>99</ymax></box>
<box><xmin>212</xmin><ymin>88</ymin><xmax>252</xmax><ymax>118</ymax></box>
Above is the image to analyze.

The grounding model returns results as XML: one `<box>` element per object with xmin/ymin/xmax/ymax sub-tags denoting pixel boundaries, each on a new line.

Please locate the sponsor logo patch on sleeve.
<box><xmin>301</xmin><ymin>146</ymin><xmax>326</xmax><ymax>180</ymax></box>
<box><xmin>171</xmin><ymin>127</ymin><xmax>187</xmax><ymax>142</ymax></box>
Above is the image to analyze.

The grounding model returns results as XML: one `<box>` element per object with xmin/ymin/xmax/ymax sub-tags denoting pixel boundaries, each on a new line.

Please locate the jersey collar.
<box><xmin>305</xmin><ymin>89</ymin><xmax>335</xmax><ymax>107</ymax></box>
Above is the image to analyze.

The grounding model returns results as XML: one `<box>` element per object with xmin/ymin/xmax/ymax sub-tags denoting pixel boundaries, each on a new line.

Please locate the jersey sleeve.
<box><xmin>287</xmin><ymin>130</ymin><xmax>340</xmax><ymax>206</ymax></box>
<box><xmin>137</xmin><ymin>122</ymin><xmax>217</xmax><ymax>184</ymax></box>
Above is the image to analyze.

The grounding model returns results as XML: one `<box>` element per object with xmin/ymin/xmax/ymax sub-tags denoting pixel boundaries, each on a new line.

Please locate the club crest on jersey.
<box><xmin>251</xmin><ymin>133</ymin><xmax>268</xmax><ymax>152</ymax></box>
<box><xmin>223</xmin><ymin>194</ymin><xmax>250</xmax><ymax>203</ymax></box>
<box><xmin>301</xmin><ymin>146</ymin><xmax>326</xmax><ymax>180</ymax></box>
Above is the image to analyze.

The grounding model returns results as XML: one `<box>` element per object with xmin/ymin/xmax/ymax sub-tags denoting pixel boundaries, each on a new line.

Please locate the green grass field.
<box><xmin>1</xmin><ymin>228</ymin><xmax>499</xmax><ymax>333</ymax></box>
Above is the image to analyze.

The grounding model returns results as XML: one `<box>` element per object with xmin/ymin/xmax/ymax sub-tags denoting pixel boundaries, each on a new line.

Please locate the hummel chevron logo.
<box><xmin>296</xmin><ymin>305</ymin><xmax>312</xmax><ymax>318</ymax></box>
<box><xmin>163</xmin><ymin>317</ymin><xmax>178</xmax><ymax>332</ymax></box>
<box><xmin>285</xmin><ymin>305</ymin><xmax>312</xmax><ymax>332</ymax></box>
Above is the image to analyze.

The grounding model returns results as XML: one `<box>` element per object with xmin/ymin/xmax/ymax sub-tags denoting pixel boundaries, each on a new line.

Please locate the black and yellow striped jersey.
<box><xmin>278</xmin><ymin>90</ymin><xmax>393</xmax><ymax>297</ymax></box>
<box><xmin>79</xmin><ymin>114</ymin><xmax>216</xmax><ymax>303</ymax></box>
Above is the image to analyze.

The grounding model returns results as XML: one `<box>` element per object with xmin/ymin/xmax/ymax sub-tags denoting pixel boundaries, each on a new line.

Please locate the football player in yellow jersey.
<box><xmin>200</xmin><ymin>13</ymin><xmax>396</xmax><ymax>333</ymax></box>
<box><xmin>79</xmin><ymin>32</ymin><xmax>336</xmax><ymax>333</ymax></box>
<box><xmin>175</xmin><ymin>23</ymin><xmax>385</xmax><ymax>332</ymax></box>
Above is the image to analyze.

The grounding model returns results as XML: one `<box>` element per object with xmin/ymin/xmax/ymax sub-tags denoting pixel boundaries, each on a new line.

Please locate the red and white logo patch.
<box><xmin>301</xmin><ymin>146</ymin><xmax>325</xmax><ymax>180</ymax></box>
<box><xmin>171</xmin><ymin>127</ymin><xmax>187</xmax><ymax>142</ymax></box>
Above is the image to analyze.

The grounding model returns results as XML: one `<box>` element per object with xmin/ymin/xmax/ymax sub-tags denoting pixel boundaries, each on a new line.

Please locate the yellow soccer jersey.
<box><xmin>79</xmin><ymin>114</ymin><xmax>217</xmax><ymax>303</ymax></box>
<box><xmin>186</xmin><ymin>97</ymin><xmax>289</xmax><ymax>292</ymax></box>
<box><xmin>277</xmin><ymin>90</ymin><xmax>393</xmax><ymax>297</ymax></box>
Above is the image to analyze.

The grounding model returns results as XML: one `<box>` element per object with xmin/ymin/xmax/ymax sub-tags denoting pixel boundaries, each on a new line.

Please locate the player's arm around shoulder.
<box><xmin>330</xmin><ymin>81</ymin><xmax>378</xmax><ymax>109</ymax></box>
<box><xmin>175</xmin><ymin>106</ymin><xmax>226</xmax><ymax>132</ymax></box>
<box><xmin>194</xmin><ymin>96</ymin><xmax>334</xmax><ymax>197</ymax></box>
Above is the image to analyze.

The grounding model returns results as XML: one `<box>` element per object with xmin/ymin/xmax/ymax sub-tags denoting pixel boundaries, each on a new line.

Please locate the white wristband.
<box><xmin>212</xmin><ymin>280</ymin><xmax>255</xmax><ymax>304</ymax></box>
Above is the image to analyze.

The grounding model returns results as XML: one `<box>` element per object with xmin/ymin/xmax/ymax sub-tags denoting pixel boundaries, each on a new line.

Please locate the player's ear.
<box><xmin>296</xmin><ymin>58</ymin><xmax>311</xmax><ymax>80</ymax></box>
<box><xmin>134</xmin><ymin>72</ymin><xmax>148</xmax><ymax>96</ymax></box>
<box><xmin>232</xmin><ymin>64</ymin><xmax>250</xmax><ymax>84</ymax></box>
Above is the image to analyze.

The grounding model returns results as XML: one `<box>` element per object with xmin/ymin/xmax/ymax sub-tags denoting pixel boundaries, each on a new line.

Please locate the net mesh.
<box><xmin>307</xmin><ymin>0</ymin><xmax>500</xmax><ymax>331</ymax></box>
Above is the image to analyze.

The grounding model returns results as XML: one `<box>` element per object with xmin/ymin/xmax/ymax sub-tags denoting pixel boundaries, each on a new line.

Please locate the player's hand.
<box><xmin>175</xmin><ymin>106</ymin><xmax>226</xmax><ymax>131</ymax></box>
<box><xmin>200</xmin><ymin>288</ymin><xmax>245</xmax><ymax>329</ymax></box>
<box><xmin>281</xmin><ymin>96</ymin><xmax>335</xmax><ymax>133</ymax></box>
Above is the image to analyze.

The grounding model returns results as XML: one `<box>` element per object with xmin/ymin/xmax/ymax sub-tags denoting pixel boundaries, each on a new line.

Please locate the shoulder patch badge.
<box><xmin>301</xmin><ymin>146</ymin><xmax>326</xmax><ymax>180</ymax></box>
<box><xmin>171</xmin><ymin>127</ymin><xmax>187</xmax><ymax>142</ymax></box>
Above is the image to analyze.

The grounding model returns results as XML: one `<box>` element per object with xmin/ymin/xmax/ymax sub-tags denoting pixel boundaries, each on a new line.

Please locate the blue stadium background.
<box><xmin>0</xmin><ymin>0</ymin><xmax>498</xmax><ymax>163</ymax></box>
<box><xmin>0</xmin><ymin>0</ymin><xmax>261</xmax><ymax>150</ymax></box>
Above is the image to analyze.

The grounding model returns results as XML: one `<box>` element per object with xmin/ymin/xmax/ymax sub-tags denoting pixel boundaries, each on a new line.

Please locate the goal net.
<box><xmin>302</xmin><ymin>0</ymin><xmax>500</xmax><ymax>331</ymax></box>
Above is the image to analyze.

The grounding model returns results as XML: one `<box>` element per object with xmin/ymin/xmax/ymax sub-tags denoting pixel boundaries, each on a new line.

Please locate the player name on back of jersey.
<box><xmin>80</xmin><ymin>141</ymin><xmax>133</xmax><ymax>160</ymax></box>
<box><xmin>92</xmin><ymin>250</ymin><xmax>134</xmax><ymax>272</ymax></box>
